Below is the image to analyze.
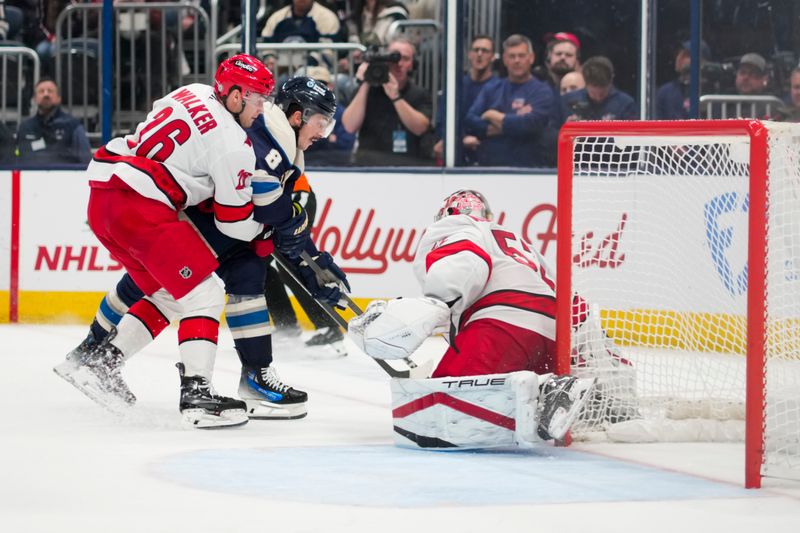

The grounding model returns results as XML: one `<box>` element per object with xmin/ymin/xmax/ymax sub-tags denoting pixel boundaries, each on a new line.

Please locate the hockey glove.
<box><xmin>297</xmin><ymin>252</ymin><xmax>350</xmax><ymax>309</ymax></box>
<box><xmin>273</xmin><ymin>202</ymin><xmax>310</xmax><ymax>259</ymax></box>
<box><xmin>250</xmin><ymin>228</ymin><xmax>275</xmax><ymax>258</ymax></box>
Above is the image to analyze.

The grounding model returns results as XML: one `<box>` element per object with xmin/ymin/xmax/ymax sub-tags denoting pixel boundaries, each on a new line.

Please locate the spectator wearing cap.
<box><xmin>656</xmin><ymin>39</ymin><xmax>711</xmax><ymax>119</ymax></box>
<box><xmin>16</xmin><ymin>77</ymin><xmax>92</xmax><ymax>165</ymax></box>
<box><xmin>302</xmin><ymin>65</ymin><xmax>357</xmax><ymax>165</ymax></box>
<box><xmin>561</xmin><ymin>56</ymin><xmax>638</xmax><ymax>123</ymax></box>
<box><xmin>463</xmin><ymin>34</ymin><xmax>556</xmax><ymax>167</ymax></box>
<box><xmin>544</xmin><ymin>32</ymin><xmax>581</xmax><ymax>95</ymax></box>
<box><xmin>735</xmin><ymin>53</ymin><xmax>769</xmax><ymax>95</ymax></box>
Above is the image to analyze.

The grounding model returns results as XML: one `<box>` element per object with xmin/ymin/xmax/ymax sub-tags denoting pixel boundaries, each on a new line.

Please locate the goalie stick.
<box><xmin>272</xmin><ymin>251</ymin><xmax>422</xmax><ymax>379</ymax></box>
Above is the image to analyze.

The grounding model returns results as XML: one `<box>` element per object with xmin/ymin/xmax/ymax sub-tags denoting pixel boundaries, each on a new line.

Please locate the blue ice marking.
<box><xmin>151</xmin><ymin>445</ymin><xmax>754</xmax><ymax>507</ymax></box>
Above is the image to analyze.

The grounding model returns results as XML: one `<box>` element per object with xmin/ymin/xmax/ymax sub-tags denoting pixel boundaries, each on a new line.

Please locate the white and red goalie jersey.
<box><xmin>86</xmin><ymin>84</ymin><xmax>263</xmax><ymax>241</ymax></box>
<box><xmin>413</xmin><ymin>214</ymin><xmax>556</xmax><ymax>343</ymax></box>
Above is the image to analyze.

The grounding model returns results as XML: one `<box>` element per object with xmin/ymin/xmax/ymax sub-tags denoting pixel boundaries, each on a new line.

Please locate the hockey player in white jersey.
<box><xmin>54</xmin><ymin>54</ymin><xmax>275</xmax><ymax>428</ymax></box>
<box><xmin>349</xmin><ymin>190</ymin><xmax>596</xmax><ymax>448</ymax></box>
<box><xmin>56</xmin><ymin>75</ymin><xmax>349</xmax><ymax>425</ymax></box>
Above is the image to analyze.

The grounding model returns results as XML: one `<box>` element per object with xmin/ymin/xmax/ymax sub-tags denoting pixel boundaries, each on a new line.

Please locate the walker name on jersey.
<box><xmin>171</xmin><ymin>88</ymin><xmax>218</xmax><ymax>135</ymax></box>
<box><xmin>33</xmin><ymin>246</ymin><xmax>123</xmax><ymax>271</ymax></box>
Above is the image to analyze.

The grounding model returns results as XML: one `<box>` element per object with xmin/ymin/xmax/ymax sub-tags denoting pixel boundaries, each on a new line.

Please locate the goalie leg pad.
<box><xmin>348</xmin><ymin>297</ymin><xmax>450</xmax><ymax>360</ymax></box>
<box><xmin>390</xmin><ymin>371</ymin><xmax>548</xmax><ymax>449</ymax></box>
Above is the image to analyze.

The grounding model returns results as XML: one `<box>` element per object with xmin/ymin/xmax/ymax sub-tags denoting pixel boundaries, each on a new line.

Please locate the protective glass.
<box><xmin>302</xmin><ymin>108</ymin><xmax>336</xmax><ymax>138</ymax></box>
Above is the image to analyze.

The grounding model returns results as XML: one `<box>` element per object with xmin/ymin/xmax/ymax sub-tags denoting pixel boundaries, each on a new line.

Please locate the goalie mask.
<box><xmin>434</xmin><ymin>189</ymin><xmax>493</xmax><ymax>222</ymax></box>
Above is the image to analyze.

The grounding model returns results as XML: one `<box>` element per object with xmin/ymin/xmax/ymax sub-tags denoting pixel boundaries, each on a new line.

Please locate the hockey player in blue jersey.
<box><xmin>56</xmin><ymin>77</ymin><xmax>348</xmax><ymax>425</ymax></box>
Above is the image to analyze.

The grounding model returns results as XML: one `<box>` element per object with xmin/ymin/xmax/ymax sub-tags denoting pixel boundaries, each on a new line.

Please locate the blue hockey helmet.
<box><xmin>274</xmin><ymin>76</ymin><xmax>337</xmax><ymax>136</ymax></box>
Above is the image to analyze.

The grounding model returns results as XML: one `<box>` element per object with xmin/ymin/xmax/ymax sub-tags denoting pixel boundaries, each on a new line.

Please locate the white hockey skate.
<box><xmin>177</xmin><ymin>363</ymin><xmax>248</xmax><ymax>429</ymax></box>
<box><xmin>53</xmin><ymin>330</ymin><xmax>136</xmax><ymax>413</ymax></box>
<box><xmin>238</xmin><ymin>366</ymin><xmax>308</xmax><ymax>419</ymax></box>
<box><xmin>537</xmin><ymin>375</ymin><xmax>597</xmax><ymax>441</ymax></box>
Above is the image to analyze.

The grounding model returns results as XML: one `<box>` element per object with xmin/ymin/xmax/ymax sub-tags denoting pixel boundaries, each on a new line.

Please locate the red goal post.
<box><xmin>556</xmin><ymin>120</ymin><xmax>800</xmax><ymax>489</ymax></box>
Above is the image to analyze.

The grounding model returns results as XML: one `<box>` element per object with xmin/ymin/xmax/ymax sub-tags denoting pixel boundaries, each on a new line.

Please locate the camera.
<box><xmin>700</xmin><ymin>61</ymin><xmax>736</xmax><ymax>93</ymax></box>
<box><xmin>569</xmin><ymin>100</ymin><xmax>592</xmax><ymax>119</ymax></box>
<box><xmin>363</xmin><ymin>47</ymin><xmax>401</xmax><ymax>87</ymax></box>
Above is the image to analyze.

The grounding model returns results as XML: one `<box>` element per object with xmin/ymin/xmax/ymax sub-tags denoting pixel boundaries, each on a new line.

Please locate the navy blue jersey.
<box><xmin>186</xmin><ymin>107</ymin><xmax>306</xmax><ymax>261</ymax></box>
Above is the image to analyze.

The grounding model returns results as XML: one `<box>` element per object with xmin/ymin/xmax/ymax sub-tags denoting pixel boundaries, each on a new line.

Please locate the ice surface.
<box><xmin>1</xmin><ymin>324</ymin><xmax>799</xmax><ymax>533</ymax></box>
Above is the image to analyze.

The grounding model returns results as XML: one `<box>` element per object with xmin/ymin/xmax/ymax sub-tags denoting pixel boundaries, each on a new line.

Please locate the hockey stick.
<box><xmin>272</xmin><ymin>251</ymin><xmax>412</xmax><ymax>379</ymax></box>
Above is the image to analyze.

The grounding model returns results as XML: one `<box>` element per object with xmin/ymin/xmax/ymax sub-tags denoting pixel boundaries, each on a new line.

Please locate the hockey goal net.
<box><xmin>556</xmin><ymin>120</ymin><xmax>800</xmax><ymax>488</ymax></box>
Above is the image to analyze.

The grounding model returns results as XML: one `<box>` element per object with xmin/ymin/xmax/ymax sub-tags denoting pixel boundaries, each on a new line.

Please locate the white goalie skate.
<box><xmin>537</xmin><ymin>375</ymin><xmax>597</xmax><ymax>441</ymax></box>
<box><xmin>572</xmin><ymin>308</ymin><xmax>640</xmax><ymax>426</ymax></box>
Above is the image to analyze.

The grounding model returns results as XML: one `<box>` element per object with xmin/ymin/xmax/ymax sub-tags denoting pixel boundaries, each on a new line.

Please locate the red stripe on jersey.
<box><xmin>393</xmin><ymin>392</ymin><xmax>515</xmax><ymax>430</ymax></box>
<box><xmin>214</xmin><ymin>200</ymin><xmax>254</xmax><ymax>223</ymax></box>
<box><xmin>93</xmin><ymin>147</ymin><xmax>188</xmax><ymax>209</ymax></box>
<box><xmin>459</xmin><ymin>289</ymin><xmax>556</xmax><ymax>330</ymax></box>
<box><xmin>178</xmin><ymin>316</ymin><xmax>220</xmax><ymax>345</ymax></box>
<box><xmin>128</xmin><ymin>299</ymin><xmax>170</xmax><ymax>338</ymax></box>
<box><xmin>425</xmin><ymin>239</ymin><xmax>492</xmax><ymax>274</ymax></box>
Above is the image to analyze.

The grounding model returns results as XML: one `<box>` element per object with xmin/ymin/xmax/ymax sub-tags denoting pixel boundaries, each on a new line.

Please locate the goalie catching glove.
<box><xmin>348</xmin><ymin>297</ymin><xmax>450</xmax><ymax>360</ymax></box>
<box><xmin>297</xmin><ymin>252</ymin><xmax>350</xmax><ymax>308</ymax></box>
<box><xmin>273</xmin><ymin>202</ymin><xmax>310</xmax><ymax>259</ymax></box>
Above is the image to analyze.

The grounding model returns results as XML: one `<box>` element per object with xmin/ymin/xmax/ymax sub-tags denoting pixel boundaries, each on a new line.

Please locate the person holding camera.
<box><xmin>560</xmin><ymin>56</ymin><xmax>638</xmax><ymax>123</ymax></box>
<box><xmin>341</xmin><ymin>37</ymin><xmax>433</xmax><ymax>166</ymax></box>
<box><xmin>463</xmin><ymin>34</ymin><xmax>557</xmax><ymax>167</ymax></box>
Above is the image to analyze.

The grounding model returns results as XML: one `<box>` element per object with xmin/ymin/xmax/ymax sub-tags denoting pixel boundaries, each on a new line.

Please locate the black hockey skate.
<box><xmin>238</xmin><ymin>365</ymin><xmax>308</xmax><ymax>419</ymax></box>
<box><xmin>305</xmin><ymin>327</ymin><xmax>346</xmax><ymax>356</ymax></box>
<box><xmin>537</xmin><ymin>375</ymin><xmax>596</xmax><ymax>441</ymax></box>
<box><xmin>53</xmin><ymin>327</ymin><xmax>136</xmax><ymax>411</ymax></box>
<box><xmin>305</xmin><ymin>326</ymin><xmax>343</xmax><ymax>346</ymax></box>
<box><xmin>177</xmin><ymin>363</ymin><xmax>248</xmax><ymax>429</ymax></box>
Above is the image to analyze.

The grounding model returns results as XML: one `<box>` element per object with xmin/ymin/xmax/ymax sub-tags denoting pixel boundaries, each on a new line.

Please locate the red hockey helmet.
<box><xmin>214</xmin><ymin>54</ymin><xmax>275</xmax><ymax>102</ymax></box>
<box><xmin>434</xmin><ymin>189</ymin><xmax>493</xmax><ymax>222</ymax></box>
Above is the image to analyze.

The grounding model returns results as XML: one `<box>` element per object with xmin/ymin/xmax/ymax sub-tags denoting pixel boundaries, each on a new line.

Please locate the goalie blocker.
<box><xmin>391</xmin><ymin>371</ymin><xmax>595</xmax><ymax>449</ymax></box>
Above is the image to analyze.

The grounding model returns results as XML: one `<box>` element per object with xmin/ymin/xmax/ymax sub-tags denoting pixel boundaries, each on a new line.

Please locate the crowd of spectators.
<box><xmin>3</xmin><ymin>1</ymin><xmax>800</xmax><ymax>168</ymax></box>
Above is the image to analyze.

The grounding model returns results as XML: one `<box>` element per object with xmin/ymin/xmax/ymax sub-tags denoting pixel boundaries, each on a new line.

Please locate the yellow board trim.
<box><xmin>603</xmin><ymin>308</ymin><xmax>800</xmax><ymax>358</ymax></box>
<box><xmin>6</xmin><ymin>290</ymin><xmax>372</xmax><ymax>330</ymax></box>
<box><xmin>4</xmin><ymin>293</ymin><xmax>798</xmax><ymax>360</ymax></box>
<box><xmin>0</xmin><ymin>291</ymin><xmax>8</xmax><ymax>322</ymax></box>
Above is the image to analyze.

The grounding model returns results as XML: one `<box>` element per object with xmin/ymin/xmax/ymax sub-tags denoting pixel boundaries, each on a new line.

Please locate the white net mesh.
<box><xmin>565</xmin><ymin>122</ymin><xmax>800</xmax><ymax>481</ymax></box>
<box><xmin>764</xmin><ymin>124</ymin><xmax>800</xmax><ymax>479</ymax></box>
